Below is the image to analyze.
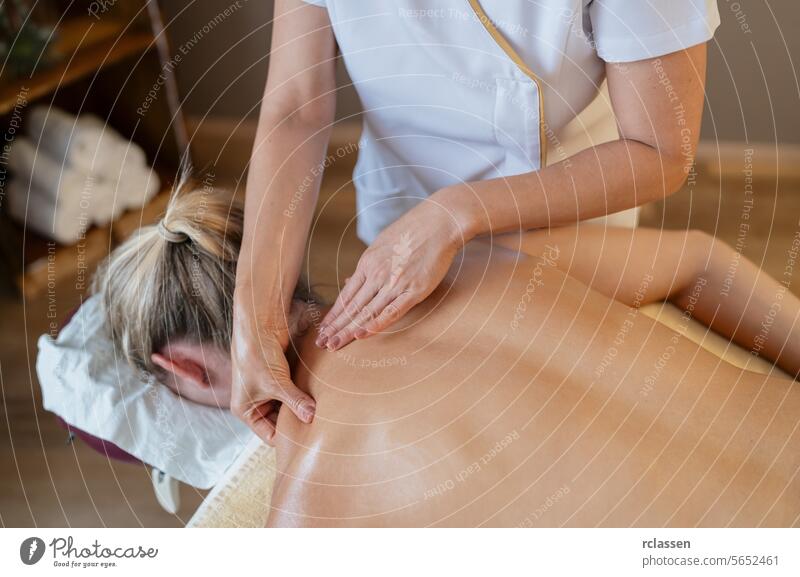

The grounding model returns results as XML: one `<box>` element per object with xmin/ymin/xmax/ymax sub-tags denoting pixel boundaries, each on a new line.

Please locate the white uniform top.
<box><xmin>302</xmin><ymin>0</ymin><xmax>720</xmax><ymax>243</ymax></box>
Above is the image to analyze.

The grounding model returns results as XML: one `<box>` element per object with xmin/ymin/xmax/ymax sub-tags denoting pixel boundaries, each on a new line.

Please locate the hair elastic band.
<box><xmin>158</xmin><ymin>220</ymin><xmax>189</xmax><ymax>243</ymax></box>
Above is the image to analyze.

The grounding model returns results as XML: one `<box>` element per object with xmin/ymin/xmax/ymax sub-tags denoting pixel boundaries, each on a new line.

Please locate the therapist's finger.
<box><xmin>318</xmin><ymin>273</ymin><xmax>365</xmax><ymax>337</ymax></box>
<box><xmin>353</xmin><ymin>292</ymin><xmax>417</xmax><ymax>340</ymax></box>
<box><xmin>327</xmin><ymin>288</ymin><xmax>396</xmax><ymax>350</ymax></box>
<box><xmin>272</xmin><ymin>379</ymin><xmax>317</xmax><ymax>425</ymax></box>
<box><xmin>318</xmin><ymin>279</ymin><xmax>377</xmax><ymax>346</ymax></box>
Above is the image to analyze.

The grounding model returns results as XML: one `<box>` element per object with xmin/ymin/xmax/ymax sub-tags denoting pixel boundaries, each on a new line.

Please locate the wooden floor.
<box><xmin>1</xmin><ymin>137</ymin><xmax>798</xmax><ymax>527</ymax></box>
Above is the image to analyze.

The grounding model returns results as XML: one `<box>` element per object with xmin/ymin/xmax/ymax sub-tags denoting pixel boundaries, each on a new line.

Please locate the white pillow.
<box><xmin>36</xmin><ymin>295</ymin><xmax>257</xmax><ymax>489</ymax></box>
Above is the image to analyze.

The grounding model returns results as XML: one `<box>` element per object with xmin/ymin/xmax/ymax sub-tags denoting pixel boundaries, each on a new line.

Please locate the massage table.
<box><xmin>187</xmin><ymin>302</ymin><xmax>791</xmax><ymax>527</ymax></box>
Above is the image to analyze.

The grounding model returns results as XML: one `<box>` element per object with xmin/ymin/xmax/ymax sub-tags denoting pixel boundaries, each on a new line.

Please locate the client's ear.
<box><xmin>151</xmin><ymin>351</ymin><xmax>209</xmax><ymax>389</ymax></box>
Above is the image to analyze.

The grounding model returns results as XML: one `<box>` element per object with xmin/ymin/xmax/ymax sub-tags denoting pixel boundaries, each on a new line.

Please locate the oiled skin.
<box><xmin>268</xmin><ymin>241</ymin><xmax>800</xmax><ymax>527</ymax></box>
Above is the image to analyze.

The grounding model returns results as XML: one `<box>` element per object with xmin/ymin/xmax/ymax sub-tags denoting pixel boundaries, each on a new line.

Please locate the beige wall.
<box><xmin>703</xmin><ymin>0</ymin><xmax>799</xmax><ymax>144</ymax></box>
<box><xmin>163</xmin><ymin>0</ymin><xmax>799</xmax><ymax>144</ymax></box>
<box><xmin>160</xmin><ymin>0</ymin><xmax>361</xmax><ymax>123</ymax></box>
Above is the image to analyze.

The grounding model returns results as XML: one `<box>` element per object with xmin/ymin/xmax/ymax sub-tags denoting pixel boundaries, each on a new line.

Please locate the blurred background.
<box><xmin>1</xmin><ymin>0</ymin><xmax>798</xmax><ymax>527</ymax></box>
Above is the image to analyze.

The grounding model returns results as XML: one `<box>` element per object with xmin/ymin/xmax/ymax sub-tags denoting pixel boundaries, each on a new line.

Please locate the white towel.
<box><xmin>116</xmin><ymin>163</ymin><xmax>161</xmax><ymax>210</ymax></box>
<box><xmin>91</xmin><ymin>181</ymin><xmax>120</xmax><ymax>227</ymax></box>
<box><xmin>37</xmin><ymin>296</ymin><xmax>256</xmax><ymax>489</ymax></box>
<box><xmin>7</xmin><ymin>178</ymin><xmax>89</xmax><ymax>244</ymax></box>
<box><xmin>9</xmin><ymin>136</ymin><xmax>80</xmax><ymax>202</ymax></box>
<box><xmin>81</xmin><ymin>114</ymin><xmax>148</xmax><ymax>169</ymax></box>
<box><xmin>27</xmin><ymin>106</ymin><xmax>147</xmax><ymax>178</ymax></box>
<box><xmin>8</xmin><ymin>137</ymin><xmax>119</xmax><ymax>227</ymax></box>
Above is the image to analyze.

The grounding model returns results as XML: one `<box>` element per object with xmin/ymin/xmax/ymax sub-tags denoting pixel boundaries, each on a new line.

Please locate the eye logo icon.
<box><xmin>20</xmin><ymin>537</ymin><xmax>46</xmax><ymax>565</ymax></box>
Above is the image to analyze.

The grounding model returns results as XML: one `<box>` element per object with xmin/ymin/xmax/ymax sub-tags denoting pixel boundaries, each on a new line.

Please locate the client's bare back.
<box><xmin>268</xmin><ymin>240</ymin><xmax>800</xmax><ymax>527</ymax></box>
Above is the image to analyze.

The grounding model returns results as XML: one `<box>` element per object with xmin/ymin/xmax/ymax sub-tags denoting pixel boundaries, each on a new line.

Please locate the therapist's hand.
<box><xmin>316</xmin><ymin>193</ymin><xmax>468</xmax><ymax>350</ymax></box>
<box><xmin>230</xmin><ymin>296</ymin><xmax>315</xmax><ymax>445</ymax></box>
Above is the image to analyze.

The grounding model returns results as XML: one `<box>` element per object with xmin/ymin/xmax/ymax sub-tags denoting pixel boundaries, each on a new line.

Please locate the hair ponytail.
<box><xmin>93</xmin><ymin>176</ymin><xmax>242</xmax><ymax>373</ymax></box>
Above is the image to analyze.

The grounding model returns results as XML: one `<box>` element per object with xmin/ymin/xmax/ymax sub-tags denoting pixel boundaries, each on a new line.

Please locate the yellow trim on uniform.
<box><xmin>467</xmin><ymin>0</ymin><xmax>548</xmax><ymax>168</ymax></box>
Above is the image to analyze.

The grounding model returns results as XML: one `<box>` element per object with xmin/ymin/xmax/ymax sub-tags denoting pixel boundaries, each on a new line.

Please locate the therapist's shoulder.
<box><xmin>586</xmin><ymin>0</ymin><xmax>720</xmax><ymax>63</ymax></box>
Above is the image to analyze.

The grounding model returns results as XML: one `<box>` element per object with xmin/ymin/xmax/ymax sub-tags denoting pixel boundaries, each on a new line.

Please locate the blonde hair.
<box><xmin>93</xmin><ymin>176</ymin><xmax>243</xmax><ymax>373</ymax></box>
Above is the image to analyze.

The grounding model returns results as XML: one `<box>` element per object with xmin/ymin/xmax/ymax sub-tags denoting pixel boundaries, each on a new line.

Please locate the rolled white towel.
<box><xmin>7</xmin><ymin>178</ymin><xmax>89</xmax><ymax>245</ymax></box>
<box><xmin>116</xmin><ymin>165</ymin><xmax>161</xmax><ymax>210</ymax></box>
<box><xmin>9</xmin><ymin>137</ymin><xmax>88</xmax><ymax>201</ymax></box>
<box><xmin>26</xmin><ymin>107</ymin><xmax>147</xmax><ymax>178</ymax></box>
<box><xmin>10</xmin><ymin>137</ymin><xmax>65</xmax><ymax>198</ymax></box>
<box><xmin>90</xmin><ymin>178</ymin><xmax>123</xmax><ymax>227</ymax></box>
<box><xmin>81</xmin><ymin>115</ymin><xmax>148</xmax><ymax>169</ymax></box>
<box><xmin>9</xmin><ymin>137</ymin><xmax>119</xmax><ymax>227</ymax></box>
<box><xmin>27</xmin><ymin>106</ymin><xmax>119</xmax><ymax>176</ymax></box>
<box><xmin>98</xmin><ymin>186</ymin><xmax>127</xmax><ymax>225</ymax></box>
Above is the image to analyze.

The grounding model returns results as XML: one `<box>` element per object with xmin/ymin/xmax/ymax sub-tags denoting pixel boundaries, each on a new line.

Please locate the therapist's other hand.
<box><xmin>230</xmin><ymin>298</ymin><xmax>315</xmax><ymax>445</ymax></box>
<box><xmin>317</xmin><ymin>196</ymin><xmax>466</xmax><ymax>350</ymax></box>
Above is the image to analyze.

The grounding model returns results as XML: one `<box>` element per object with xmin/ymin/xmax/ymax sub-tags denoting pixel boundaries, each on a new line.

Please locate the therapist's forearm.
<box><xmin>237</xmin><ymin>109</ymin><xmax>332</xmax><ymax>317</ymax></box>
<box><xmin>441</xmin><ymin>45</ymin><xmax>707</xmax><ymax>240</ymax></box>
<box><xmin>440</xmin><ymin>138</ymin><xmax>689</xmax><ymax>240</ymax></box>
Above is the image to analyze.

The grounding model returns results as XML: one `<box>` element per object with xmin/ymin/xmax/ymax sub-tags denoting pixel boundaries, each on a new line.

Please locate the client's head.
<box><xmin>93</xmin><ymin>179</ymin><xmax>292</xmax><ymax>409</ymax></box>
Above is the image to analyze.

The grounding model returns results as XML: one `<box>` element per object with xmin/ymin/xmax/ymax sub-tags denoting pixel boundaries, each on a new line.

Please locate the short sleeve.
<box><xmin>301</xmin><ymin>0</ymin><xmax>326</xmax><ymax>6</ymax></box>
<box><xmin>588</xmin><ymin>0</ymin><xmax>720</xmax><ymax>63</ymax></box>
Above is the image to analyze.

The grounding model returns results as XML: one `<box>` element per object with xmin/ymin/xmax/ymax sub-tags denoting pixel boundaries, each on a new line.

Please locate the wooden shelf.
<box><xmin>0</xmin><ymin>18</ymin><xmax>154</xmax><ymax>115</ymax></box>
<box><xmin>14</xmin><ymin>185</ymin><xmax>171</xmax><ymax>300</ymax></box>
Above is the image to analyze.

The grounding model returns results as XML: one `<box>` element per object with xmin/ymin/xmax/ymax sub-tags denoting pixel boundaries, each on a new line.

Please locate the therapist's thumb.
<box><xmin>275</xmin><ymin>380</ymin><xmax>316</xmax><ymax>424</ymax></box>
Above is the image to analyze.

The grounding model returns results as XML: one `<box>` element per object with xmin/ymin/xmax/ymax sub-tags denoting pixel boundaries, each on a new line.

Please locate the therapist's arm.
<box><xmin>319</xmin><ymin>44</ymin><xmax>707</xmax><ymax>349</ymax></box>
<box><xmin>232</xmin><ymin>0</ymin><xmax>336</xmax><ymax>442</ymax></box>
